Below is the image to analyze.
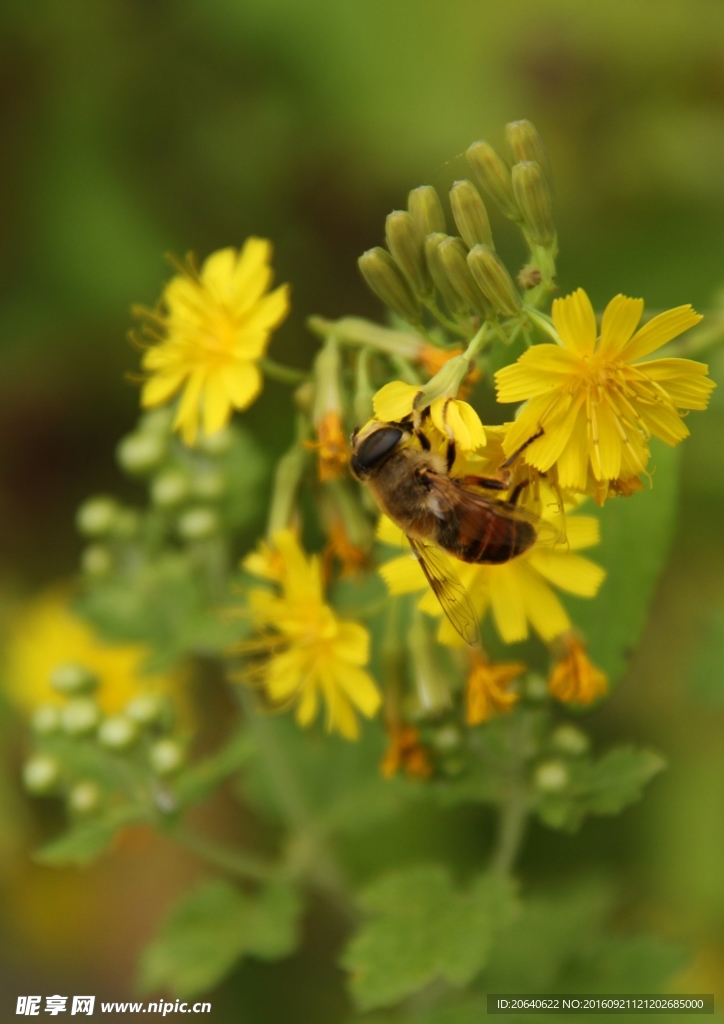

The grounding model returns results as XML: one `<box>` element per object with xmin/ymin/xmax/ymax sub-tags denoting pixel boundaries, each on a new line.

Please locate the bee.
<box><xmin>350</xmin><ymin>417</ymin><xmax>543</xmax><ymax>645</ymax></box>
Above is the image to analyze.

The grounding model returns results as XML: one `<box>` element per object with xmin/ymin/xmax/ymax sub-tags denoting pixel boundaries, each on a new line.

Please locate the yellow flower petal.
<box><xmin>551</xmin><ymin>288</ymin><xmax>597</xmax><ymax>356</ymax></box>
<box><xmin>373</xmin><ymin>380</ymin><xmax>419</xmax><ymax>421</ymax></box>
<box><xmin>517</xmin><ymin>565</ymin><xmax>570</xmax><ymax>641</ymax></box>
<box><xmin>637</xmin><ymin>399</ymin><xmax>690</xmax><ymax>445</ymax></box>
<box><xmin>597</xmin><ymin>295</ymin><xmax>644</xmax><ymax>358</ymax></box>
<box><xmin>620</xmin><ymin>305</ymin><xmax>703</xmax><ymax>362</ymax></box>
<box><xmin>241</xmin><ymin>283</ymin><xmax>290</xmax><ymax>333</ymax></box>
<box><xmin>203</xmin><ymin>373</ymin><xmax>233</xmax><ymax>436</ymax></box>
<box><xmin>376</xmin><ymin>515</ymin><xmax>409</xmax><ymax>549</ymax></box>
<box><xmin>555</xmin><ymin>402</ymin><xmax>589</xmax><ymax>491</ymax></box>
<box><xmin>528</xmin><ymin>550</ymin><xmax>606</xmax><ymax>597</ymax></box>
<box><xmin>430</xmin><ymin>398</ymin><xmax>486</xmax><ymax>450</ymax></box>
<box><xmin>174</xmin><ymin>369</ymin><xmax>206</xmax><ymax>445</ymax></box>
<box><xmin>637</xmin><ymin>358</ymin><xmax>716</xmax><ymax>410</ymax></box>
<box><xmin>560</xmin><ymin>515</ymin><xmax>600</xmax><ymax>551</ymax></box>
<box><xmin>591</xmin><ymin>401</ymin><xmax>622</xmax><ymax>481</ymax></box>
<box><xmin>379</xmin><ymin>554</ymin><xmax>427</xmax><ymax>594</ymax></box>
<box><xmin>489</xmin><ymin>566</ymin><xmax>528</xmax><ymax>643</ymax></box>
<box><xmin>141</xmin><ymin>371</ymin><xmax>186</xmax><ymax>408</ymax></box>
<box><xmin>495</xmin><ymin>345</ymin><xmax>578</xmax><ymax>402</ymax></box>
<box><xmin>222</xmin><ymin>363</ymin><xmax>262</xmax><ymax>410</ymax></box>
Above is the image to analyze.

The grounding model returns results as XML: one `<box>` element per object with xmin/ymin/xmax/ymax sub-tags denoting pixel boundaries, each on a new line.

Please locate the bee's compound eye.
<box><xmin>351</xmin><ymin>427</ymin><xmax>402</xmax><ymax>476</ymax></box>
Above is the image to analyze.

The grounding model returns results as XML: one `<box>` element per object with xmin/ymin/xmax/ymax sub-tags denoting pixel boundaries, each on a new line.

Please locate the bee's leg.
<box><xmin>458</xmin><ymin>473</ymin><xmax>510</xmax><ymax>491</ymax></box>
<box><xmin>500</xmin><ymin>427</ymin><xmax>544</xmax><ymax>470</ymax></box>
<box><xmin>446</xmin><ymin>438</ymin><xmax>456</xmax><ymax>472</ymax></box>
<box><xmin>412</xmin><ymin>406</ymin><xmax>432</xmax><ymax>451</ymax></box>
<box><xmin>507</xmin><ymin>480</ymin><xmax>529</xmax><ymax>506</ymax></box>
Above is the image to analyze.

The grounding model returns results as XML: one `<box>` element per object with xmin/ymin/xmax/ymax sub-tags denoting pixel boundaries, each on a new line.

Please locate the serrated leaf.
<box><xmin>139</xmin><ymin>878</ymin><xmax>302</xmax><ymax>998</ymax></box>
<box><xmin>571</xmin><ymin>440</ymin><xmax>680</xmax><ymax>683</ymax></box>
<box><xmin>342</xmin><ymin>866</ymin><xmax>517</xmax><ymax>1011</ymax></box>
<box><xmin>34</xmin><ymin>804</ymin><xmax>150</xmax><ymax>866</ymax></box>
<box><xmin>536</xmin><ymin>747</ymin><xmax>665</xmax><ymax>832</ymax></box>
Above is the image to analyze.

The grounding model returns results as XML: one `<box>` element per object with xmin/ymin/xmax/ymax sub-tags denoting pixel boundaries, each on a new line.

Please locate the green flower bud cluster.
<box><xmin>23</xmin><ymin>661</ymin><xmax>187</xmax><ymax>819</ymax></box>
<box><xmin>358</xmin><ymin>120</ymin><xmax>557</xmax><ymax>332</ymax></box>
<box><xmin>532</xmin><ymin>722</ymin><xmax>591</xmax><ymax>796</ymax></box>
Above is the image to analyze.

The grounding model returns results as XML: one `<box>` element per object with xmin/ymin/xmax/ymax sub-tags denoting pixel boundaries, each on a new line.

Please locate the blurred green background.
<box><xmin>3</xmin><ymin>0</ymin><xmax>724</xmax><ymax>1017</ymax></box>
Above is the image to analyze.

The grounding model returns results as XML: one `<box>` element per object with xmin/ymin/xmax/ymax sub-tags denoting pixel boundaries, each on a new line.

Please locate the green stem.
<box><xmin>490</xmin><ymin>789</ymin><xmax>529</xmax><ymax>875</ymax></box>
<box><xmin>259</xmin><ymin>358</ymin><xmax>310</xmax><ymax>385</ymax></box>
<box><xmin>422</xmin><ymin>297</ymin><xmax>470</xmax><ymax>338</ymax></box>
<box><xmin>174</xmin><ymin>827</ymin><xmax>279</xmax><ymax>882</ymax></box>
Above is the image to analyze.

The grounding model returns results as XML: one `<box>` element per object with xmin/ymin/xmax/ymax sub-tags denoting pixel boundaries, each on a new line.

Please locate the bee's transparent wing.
<box><xmin>407</xmin><ymin>535</ymin><xmax>479</xmax><ymax>646</ymax></box>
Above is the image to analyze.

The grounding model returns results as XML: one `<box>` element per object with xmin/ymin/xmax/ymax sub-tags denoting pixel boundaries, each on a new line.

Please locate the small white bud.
<box><xmin>551</xmin><ymin>724</ymin><xmax>590</xmax><ymax>757</ymax></box>
<box><xmin>149</xmin><ymin>739</ymin><xmax>184</xmax><ymax>775</ymax></box>
<box><xmin>524</xmin><ymin>672</ymin><xmax>548</xmax><ymax>701</ymax></box>
<box><xmin>50</xmin><ymin>663</ymin><xmax>99</xmax><ymax>696</ymax></box>
<box><xmin>76</xmin><ymin>496</ymin><xmax>118</xmax><ymax>537</ymax></box>
<box><xmin>68</xmin><ymin>781</ymin><xmax>101</xmax><ymax>815</ymax></box>
<box><xmin>140</xmin><ymin>408</ymin><xmax>174</xmax><ymax>436</ymax></box>
<box><xmin>177</xmin><ymin>506</ymin><xmax>219</xmax><ymax>540</ymax></box>
<box><xmin>431</xmin><ymin>725</ymin><xmax>463</xmax><ymax>753</ymax></box>
<box><xmin>112</xmin><ymin>508</ymin><xmax>141</xmax><ymax>539</ymax></box>
<box><xmin>97</xmin><ymin>715</ymin><xmax>137</xmax><ymax>750</ymax></box>
<box><xmin>151</xmin><ymin>469</ymin><xmax>191</xmax><ymax>508</ymax></box>
<box><xmin>61</xmin><ymin>698</ymin><xmax>100</xmax><ymax>737</ymax></box>
<box><xmin>23</xmin><ymin>755</ymin><xmax>60</xmax><ymax>794</ymax></box>
<box><xmin>81</xmin><ymin>544</ymin><xmax>113</xmax><ymax>577</ymax></box>
<box><xmin>125</xmin><ymin>693</ymin><xmax>164</xmax><ymax>726</ymax></box>
<box><xmin>117</xmin><ymin>432</ymin><xmax>166</xmax><ymax>474</ymax></box>
<box><xmin>534</xmin><ymin>759</ymin><xmax>569</xmax><ymax>794</ymax></box>
<box><xmin>31</xmin><ymin>705</ymin><xmax>61</xmax><ymax>736</ymax></box>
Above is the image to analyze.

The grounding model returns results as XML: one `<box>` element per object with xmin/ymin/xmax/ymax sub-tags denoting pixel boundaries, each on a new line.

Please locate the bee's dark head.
<box><xmin>350</xmin><ymin>425</ymin><xmax>403</xmax><ymax>480</ymax></box>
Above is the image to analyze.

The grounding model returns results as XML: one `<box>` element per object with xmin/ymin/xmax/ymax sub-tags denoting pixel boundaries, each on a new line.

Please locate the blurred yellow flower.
<box><xmin>380</xmin><ymin>723</ymin><xmax>432</xmax><ymax>779</ymax></box>
<box><xmin>307</xmin><ymin>410</ymin><xmax>349</xmax><ymax>481</ymax></box>
<box><xmin>548</xmin><ymin>635</ymin><xmax>607</xmax><ymax>705</ymax></box>
<box><xmin>138</xmin><ymin>239</ymin><xmax>290</xmax><ymax>445</ymax></box>
<box><xmin>372</xmin><ymin>381</ymin><xmax>486</xmax><ymax>451</ymax></box>
<box><xmin>377</xmin><ymin>489</ymin><xmax>605</xmax><ymax>646</ymax></box>
<box><xmin>241</xmin><ymin>530</ymin><xmax>381</xmax><ymax>740</ymax></box>
<box><xmin>496</xmin><ymin>289</ymin><xmax>713</xmax><ymax>491</ymax></box>
<box><xmin>4</xmin><ymin>587</ymin><xmax>178</xmax><ymax>714</ymax></box>
<box><xmin>465</xmin><ymin>656</ymin><xmax>525</xmax><ymax>725</ymax></box>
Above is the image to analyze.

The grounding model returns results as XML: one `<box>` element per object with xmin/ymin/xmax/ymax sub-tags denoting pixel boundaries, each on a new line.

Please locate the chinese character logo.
<box><xmin>71</xmin><ymin>997</ymin><xmax>95</xmax><ymax>1016</ymax></box>
<box><xmin>45</xmin><ymin>996</ymin><xmax>68</xmax><ymax>1016</ymax></box>
<box><xmin>16</xmin><ymin>996</ymin><xmax>41</xmax><ymax>1016</ymax></box>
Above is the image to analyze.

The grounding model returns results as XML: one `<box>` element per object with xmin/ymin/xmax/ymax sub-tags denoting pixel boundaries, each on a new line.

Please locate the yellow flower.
<box><xmin>372</xmin><ymin>381</ymin><xmax>486</xmax><ymax>451</ymax></box>
<box><xmin>377</xmin><ymin>486</ymin><xmax>605</xmax><ymax>647</ymax></box>
<box><xmin>241</xmin><ymin>530</ymin><xmax>381</xmax><ymax>740</ymax></box>
<box><xmin>548</xmin><ymin>634</ymin><xmax>607</xmax><ymax>705</ymax></box>
<box><xmin>380</xmin><ymin>723</ymin><xmax>432</xmax><ymax>779</ymax></box>
<box><xmin>4</xmin><ymin>586</ymin><xmax>179</xmax><ymax>714</ymax></box>
<box><xmin>496</xmin><ymin>289</ymin><xmax>713</xmax><ymax>491</ymax></box>
<box><xmin>465</xmin><ymin>656</ymin><xmax>525</xmax><ymax>725</ymax></box>
<box><xmin>138</xmin><ymin>239</ymin><xmax>290</xmax><ymax>445</ymax></box>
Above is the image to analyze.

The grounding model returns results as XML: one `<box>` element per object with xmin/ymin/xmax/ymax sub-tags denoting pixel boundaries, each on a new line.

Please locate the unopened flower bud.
<box><xmin>385</xmin><ymin>211</ymin><xmax>430</xmax><ymax>295</ymax></box>
<box><xmin>408</xmin><ymin>185</ymin><xmax>446</xmax><ymax>236</ymax></box>
<box><xmin>81</xmin><ymin>544</ymin><xmax>113</xmax><ymax>577</ymax></box>
<box><xmin>450</xmin><ymin>180</ymin><xmax>493</xmax><ymax>250</ymax></box>
<box><xmin>431</xmin><ymin>724</ymin><xmax>463</xmax><ymax>753</ymax></box>
<box><xmin>358</xmin><ymin>247</ymin><xmax>422</xmax><ymax>325</ymax></box>
<box><xmin>467</xmin><ymin>245</ymin><xmax>522</xmax><ymax>317</ymax></box>
<box><xmin>68</xmin><ymin>781</ymin><xmax>101</xmax><ymax>815</ymax></box>
<box><xmin>192</xmin><ymin>470</ymin><xmax>226</xmax><ymax>500</ymax></box>
<box><xmin>466</xmin><ymin>141</ymin><xmax>520</xmax><ymax>220</ymax></box>
<box><xmin>50</xmin><ymin>663</ymin><xmax>99</xmax><ymax>696</ymax></box>
<box><xmin>551</xmin><ymin>724</ymin><xmax>590</xmax><ymax>757</ymax></box>
<box><xmin>424</xmin><ymin>234</ymin><xmax>467</xmax><ymax>318</ymax></box>
<box><xmin>177</xmin><ymin>506</ymin><xmax>219</xmax><ymax>540</ymax></box>
<box><xmin>98</xmin><ymin>715</ymin><xmax>137</xmax><ymax>750</ymax></box>
<box><xmin>505</xmin><ymin>120</ymin><xmax>549</xmax><ymax>176</ymax></box>
<box><xmin>23</xmin><ymin>755</ymin><xmax>60</xmax><ymax>794</ymax></box>
<box><xmin>117</xmin><ymin>432</ymin><xmax>166</xmax><ymax>474</ymax></box>
<box><xmin>125</xmin><ymin>693</ymin><xmax>164</xmax><ymax>726</ymax></box>
<box><xmin>149</xmin><ymin>738</ymin><xmax>184</xmax><ymax>775</ymax></box>
<box><xmin>152</xmin><ymin>469</ymin><xmax>191</xmax><ymax>508</ymax></box>
<box><xmin>61</xmin><ymin>698</ymin><xmax>100</xmax><ymax>737</ymax></box>
<box><xmin>512</xmin><ymin>161</ymin><xmax>555</xmax><ymax>247</ymax></box>
<box><xmin>31</xmin><ymin>705</ymin><xmax>61</xmax><ymax>736</ymax></box>
<box><xmin>76</xmin><ymin>496</ymin><xmax>118</xmax><ymax>537</ymax></box>
<box><xmin>199</xmin><ymin>427</ymin><xmax>233</xmax><ymax>455</ymax></box>
<box><xmin>534</xmin><ymin>759</ymin><xmax>569</xmax><ymax>794</ymax></box>
<box><xmin>437</xmin><ymin>237</ymin><xmax>492</xmax><ymax>319</ymax></box>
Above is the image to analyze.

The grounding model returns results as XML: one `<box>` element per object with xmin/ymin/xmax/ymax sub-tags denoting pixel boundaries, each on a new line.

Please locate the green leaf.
<box><xmin>571</xmin><ymin>440</ymin><xmax>680</xmax><ymax>683</ymax></box>
<box><xmin>536</xmin><ymin>746</ymin><xmax>666</xmax><ymax>832</ymax></box>
<box><xmin>342</xmin><ymin>866</ymin><xmax>517</xmax><ymax>1011</ymax></box>
<box><xmin>34</xmin><ymin>804</ymin><xmax>150</xmax><ymax>866</ymax></box>
<box><xmin>139</xmin><ymin>878</ymin><xmax>302</xmax><ymax>998</ymax></box>
<box><xmin>692</xmin><ymin>599</ymin><xmax>724</xmax><ymax>703</ymax></box>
